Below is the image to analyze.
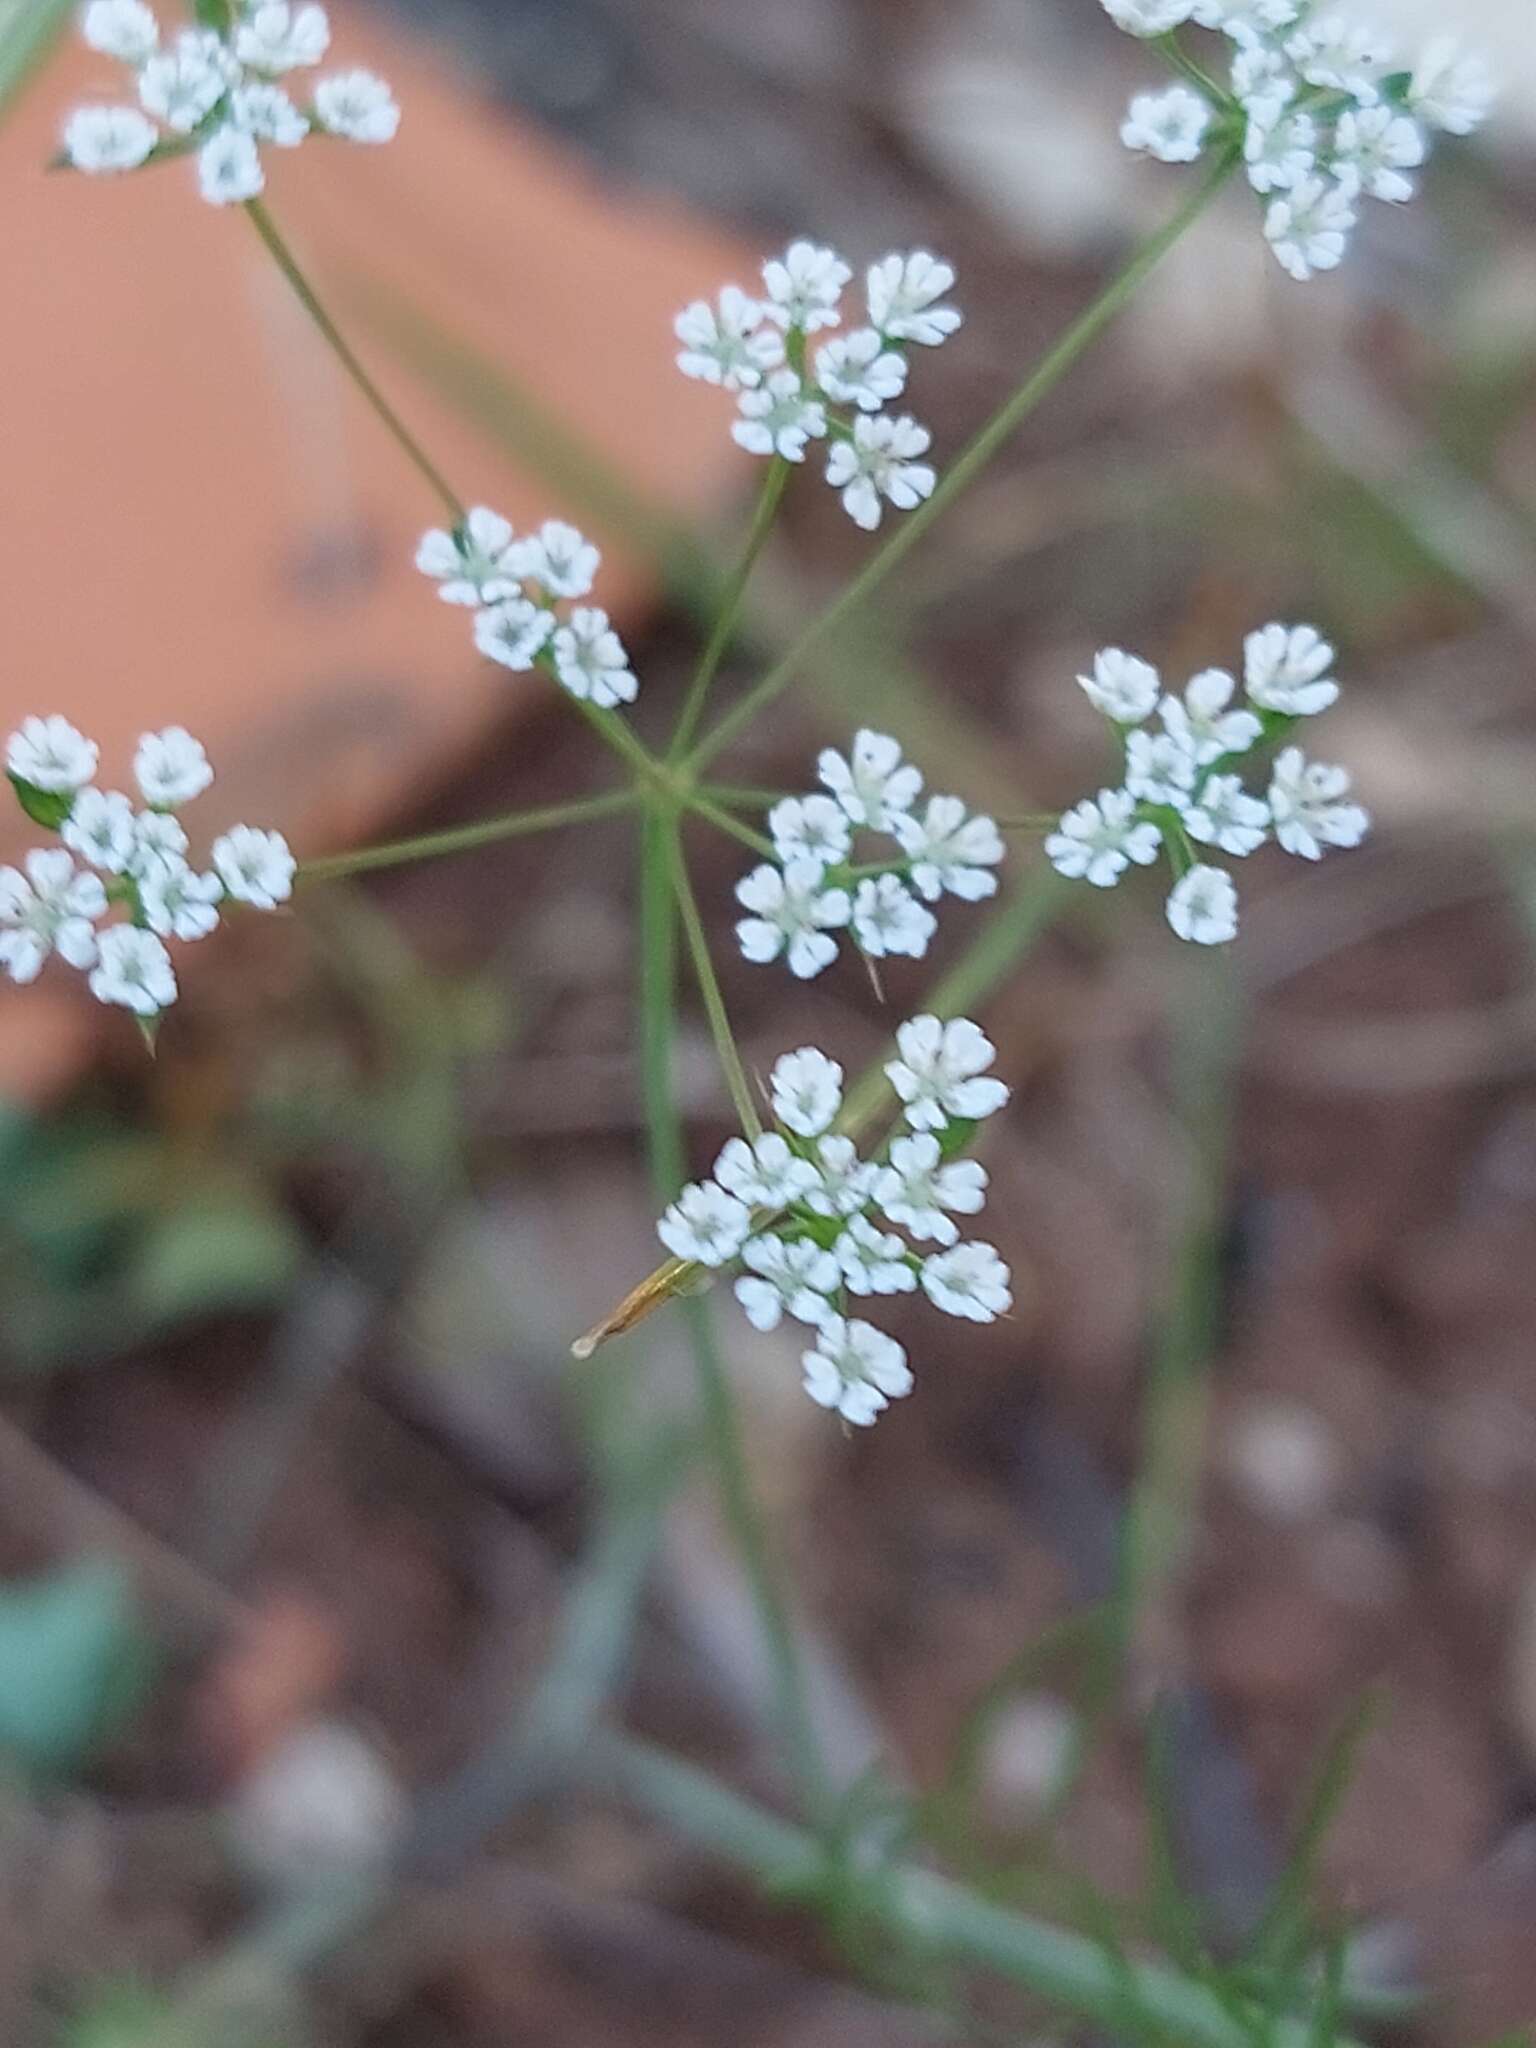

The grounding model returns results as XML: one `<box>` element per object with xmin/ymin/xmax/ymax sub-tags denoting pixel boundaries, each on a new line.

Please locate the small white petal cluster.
<box><xmin>656</xmin><ymin>1025</ymin><xmax>1012</xmax><ymax>1425</ymax></box>
<box><xmin>2</xmin><ymin>716</ymin><xmax>294</xmax><ymax>1019</ymax></box>
<box><xmin>735</xmin><ymin>730</ymin><xmax>1003</xmax><ymax>980</ymax></box>
<box><xmin>1045</xmin><ymin>626</ymin><xmax>1368</xmax><ymax>944</ymax></box>
<box><xmin>62</xmin><ymin>3</ymin><xmax>398</xmax><ymax>205</ymax></box>
<box><xmin>415</xmin><ymin>508</ymin><xmax>638</xmax><ymax>712</ymax></box>
<box><xmin>675</xmin><ymin>244</ymin><xmax>960</xmax><ymax>531</ymax></box>
<box><xmin>1102</xmin><ymin>0</ymin><xmax>1492</xmax><ymax>281</ymax></box>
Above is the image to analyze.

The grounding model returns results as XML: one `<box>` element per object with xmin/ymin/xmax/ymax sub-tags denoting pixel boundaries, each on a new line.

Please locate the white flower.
<box><xmin>1267</xmin><ymin>747</ymin><xmax>1369</xmax><ymax>859</ymax></box>
<box><xmin>474</xmin><ymin>597</ymin><xmax>555</xmax><ymax>672</ymax></box>
<box><xmin>657</xmin><ymin>1180</ymin><xmax>752</xmax><ymax>1266</ymax></box>
<box><xmin>1331</xmin><ymin>105</ymin><xmax>1425</xmax><ymax>205</ymax></box>
<box><xmin>1264</xmin><ymin>175</ymin><xmax>1356</xmax><ymax>281</ymax></box>
<box><xmin>733</xmin><ymin>369</ymin><xmax>827</xmax><ymax>462</ymax></box>
<box><xmin>1244</xmin><ymin>103</ymin><xmax>1317</xmax><ymax>194</ymax></box>
<box><xmin>835</xmin><ymin>1215</ymin><xmax>918</xmax><ymax>1296</ymax></box>
<box><xmin>1160</xmin><ymin>670</ymin><xmax>1262</xmax><ymax>765</ymax></box>
<box><xmin>1045</xmin><ymin>788</ymin><xmax>1161</xmax><ymax>888</ymax></box>
<box><xmin>865</xmin><ymin>251</ymin><xmax>961</xmax><ymax>346</ymax></box>
<box><xmin>768</xmin><ymin>795</ymin><xmax>852</xmax><ymax>870</ymax></box>
<box><xmin>139</xmin><ymin>31</ymin><xmax>229</xmax><ymax>134</ymax></box>
<box><xmin>735</xmin><ymin>857</ymin><xmax>850</xmax><ymax>980</ymax></box>
<box><xmin>803</xmin><ymin>1135</ymin><xmax>881</xmax><ymax>1218</ymax></box>
<box><xmin>817</xmin><ymin>729</ymin><xmax>922</xmax><ymax>831</ymax></box>
<box><xmin>1078</xmin><ymin>648</ymin><xmax>1160</xmax><ymax>724</ymax></box>
<box><xmin>1243</xmin><ymin>622</ymin><xmax>1339</xmax><ymax>715</ymax></box>
<box><xmin>761</xmin><ymin>241</ymin><xmax>851</xmax><ymax>332</ymax></box>
<box><xmin>801</xmin><ymin>1317</ymin><xmax>912</xmax><ymax>1427</ymax></box>
<box><xmin>735</xmin><ymin>1235</ymin><xmax>839</xmax><ymax>1331</ymax></box>
<box><xmin>62</xmin><ymin>788</ymin><xmax>137</xmax><ymax>873</ymax></box>
<box><xmin>199</xmin><ymin>127</ymin><xmax>265</xmax><ymax>204</ymax></box>
<box><xmin>1121</xmin><ymin>86</ymin><xmax>1212</xmax><ymax>164</ymax></box>
<box><xmin>674</xmin><ymin>286</ymin><xmax>784</xmax><ymax>390</ymax></box>
<box><xmin>920</xmin><ymin>1242</ymin><xmax>1012</xmax><ymax>1322</ymax></box>
<box><xmin>815</xmin><ymin>329</ymin><xmax>909</xmax><ymax>412</ymax></box>
<box><xmin>229</xmin><ymin>82</ymin><xmax>309</xmax><ymax>147</ymax></box>
<box><xmin>89</xmin><ymin>924</ymin><xmax>177</xmax><ymax>1014</ymax></box>
<box><xmin>139</xmin><ymin>855</ymin><xmax>222</xmax><ymax>942</ymax></box>
<box><xmin>415</xmin><ymin>508</ymin><xmax>519</xmax><ymax>606</ymax></box>
<box><xmin>132</xmin><ymin>810</ymin><xmax>189</xmax><ymax>873</ymax></box>
<box><xmin>235</xmin><ymin>2</ymin><xmax>331</xmax><ymax>72</ymax></box>
<box><xmin>1284</xmin><ymin>15</ymin><xmax>1390</xmax><ymax>99</ymax></box>
<box><xmin>1231</xmin><ymin>42</ymin><xmax>1296</xmax><ymax>101</ymax></box>
<box><xmin>81</xmin><ymin>0</ymin><xmax>160</xmax><ymax>64</ymax></box>
<box><xmin>133</xmin><ymin>726</ymin><xmax>213</xmax><ymax>808</ymax></box>
<box><xmin>886</xmin><ymin>1015</ymin><xmax>1009</xmax><ymax>1132</ymax></box>
<box><xmin>313</xmin><ymin>69</ymin><xmax>399</xmax><ymax>144</ymax></box>
<box><xmin>63</xmin><ymin>105</ymin><xmax>158</xmax><ymax>173</ymax></box>
<box><xmin>504</xmin><ymin>519</ymin><xmax>601</xmax><ymax>600</ymax></box>
<box><xmin>1184</xmin><ymin>774</ymin><xmax>1270</xmax><ymax>856</ymax></box>
<box><xmin>1125</xmin><ymin>728</ymin><xmax>1198</xmax><ymax>807</ymax></box>
<box><xmin>1195</xmin><ymin>0</ymin><xmax>1299</xmax><ymax>38</ymax></box>
<box><xmin>825</xmin><ymin>413</ymin><xmax>935</xmax><ymax>532</ymax></box>
<box><xmin>7</xmin><ymin>716</ymin><xmax>98</xmax><ymax>794</ymax></box>
<box><xmin>770</xmin><ymin>1047</ymin><xmax>842</xmax><ymax>1137</ymax></box>
<box><xmin>875</xmin><ymin>1132</ymin><xmax>987</xmax><ymax>1247</ymax></box>
<box><xmin>1409</xmin><ymin>38</ymin><xmax>1495</xmax><ymax>137</ymax></box>
<box><xmin>0</xmin><ymin>850</ymin><xmax>106</xmax><ymax>983</ymax></box>
<box><xmin>892</xmin><ymin>795</ymin><xmax>1003</xmax><ymax>903</ymax></box>
<box><xmin>551</xmin><ymin>608</ymin><xmax>637</xmax><ymax>709</ymax></box>
<box><xmin>211</xmin><ymin>824</ymin><xmax>295</xmax><ymax>908</ymax></box>
<box><xmin>852</xmin><ymin>874</ymin><xmax>936</xmax><ymax>960</ymax></box>
<box><xmin>1166</xmin><ymin>863</ymin><xmax>1240</xmax><ymax>944</ymax></box>
<box><xmin>713</xmin><ymin>1134</ymin><xmax>821</xmax><ymax>1210</ymax></box>
<box><xmin>1101</xmin><ymin>0</ymin><xmax>1196</xmax><ymax>34</ymax></box>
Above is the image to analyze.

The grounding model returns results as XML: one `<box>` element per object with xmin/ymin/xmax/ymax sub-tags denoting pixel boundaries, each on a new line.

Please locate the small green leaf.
<box><xmin>0</xmin><ymin>1559</ymin><xmax>151</xmax><ymax>1778</ymax></box>
<box><xmin>7</xmin><ymin>772</ymin><xmax>73</xmax><ymax>831</ymax></box>
<box><xmin>192</xmin><ymin>0</ymin><xmax>233</xmax><ymax>28</ymax></box>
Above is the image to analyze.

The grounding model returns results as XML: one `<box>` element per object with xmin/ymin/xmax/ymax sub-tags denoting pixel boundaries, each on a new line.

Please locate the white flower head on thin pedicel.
<box><xmin>1046</xmin><ymin>789</ymin><xmax>1162</xmax><ymax>888</ymax></box>
<box><xmin>313</xmin><ymin>70</ymin><xmax>399</xmax><ymax>143</ymax></box>
<box><xmin>1267</xmin><ymin>747</ymin><xmax>1370</xmax><ymax>859</ymax></box>
<box><xmin>474</xmin><ymin>597</ymin><xmax>556</xmax><ymax>674</ymax></box>
<box><xmin>1264</xmin><ymin>175</ymin><xmax>1357</xmax><ymax>281</ymax></box>
<box><xmin>893</xmin><ymin>795</ymin><xmax>1004</xmax><ymax>904</ymax></box>
<box><xmin>134</xmin><ymin>727</ymin><xmax>214</xmax><ymax>808</ymax></box>
<box><xmin>675</xmin><ymin>286</ymin><xmax>785</xmax><ymax>390</ymax></box>
<box><xmin>0</xmin><ymin>851</ymin><xmax>106</xmax><ymax>984</ymax></box>
<box><xmin>139</xmin><ymin>855</ymin><xmax>222</xmax><ymax>942</ymax></box>
<box><xmin>1122</xmin><ymin>86</ymin><xmax>1211</xmax><ymax>163</ymax></box>
<box><xmin>735</xmin><ymin>1235</ymin><xmax>839</xmax><ymax>1332</ymax></box>
<box><xmin>875</xmin><ymin>1133</ymin><xmax>987</xmax><ymax>1247</ymax></box>
<box><xmin>825</xmin><ymin>413</ymin><xmax>936</xmax><ymax>531</ymax></box>
<box><xmin>886</xmin><ymin>1015</ymin><xmax>1009</xmax><ymax>1132</ymax></box>
<box><xmin>735</xmin><ymin>858</ymin><xmax>851</xmax><ymax>980</ymax></box>
<box><xmin>865</xmin><ymin>252</ymin><xmax>961</xmax><ymax>345</ymax></box>
<box><xmin>82</xmin><ymin>1</ymin><xmax>161</xmax><ymax>65</ymax></box>
<box><xmin>920</xmin><ymin>1241</ymin><xmax>1012</xmax><ymax>1322</ymax></box>
<box><xmin>1244</xmin><ymin>622</ymin><xmax>1339</xmax><ymax>715</ymax></box>
<box><xmin>769</xmin><ymin>1047</ymin><xmax>843</xmax><ymax>1137</ymax></box>
<box><xmin>506</xmin><ymin>519</ymin><xmax>601</xmax><ymax>600</ymax></box>
<box><xmin>733</xmin><ymin>369</ymin><xmax>828</xmax><ymax>463</ymax></box>
<box><xmin>7</xmin><ymin>716</ymin><xmax>99</xmax><ymax>795</ymax></box>
<box><xmin>657</xmin><ymin>1181</ymin><xmax>751</xmax><ymax>1266</ymax></box>
<box><xmin>416</xmin><ymin>508</ymin><xmax>519</xmax><ymax>606</ymax></box>
<box><xmin>63</xmin><ymin>789</ymin><xmax>139</xmax><ymax>874</ymax></box>
<box><xmin>1078</xmin><ymin>648</ymin><xmax>1161</xmax><ymax>725</ymax></box>
<box><xmin>1100</xmin><ymin>0</ymin><xmax>1197</xmax><ymax>34</ymax></box>
<box><xmin>62</xmin><ymin>105</ymin><xmax>157</xmax><ymax>172</ymax></box>
<box><xmin>852</xmin><ymin>874</ymin><xmax>936</xmax><ymax>960</ymax></box>
<box><xmin>816</xmin><ymin>330</ymin><xmax>909</xmax><ymax>413</ymax></box>
<box><xmin>235</xmin><ymin>3</ymin><xmax>332</xmax><ymax>74</ymax></box>
<box><xmin>1167</xmin><ymin>863</ymin><xmax>1240</xmax><ymax>944</ymax></box>
<box><xmin>1160</xmin><ymin>669</ymin><xmax>1262</xmax><ymax>765</ymax></box>
<box><xmin>802</xmin><ymin>1317</ymin><xmax>913</xmax><ymax>1426</ymax></box>
<box><xmin>761</xmin><ymin>241</ymin><xmax>852</xmax><ymax>332</ymax></box>
<box><xmin>89</xmin><ymin>924</ymin><xmax>177</xmax><ymax>1014</ymax></box>
<box><xmin>767</xmin><ymin>795</ymin><xmax>852</xmax><ymax>871</ymax></box>
<box><xmin>713</xmin><ymin>1133</ymin><xmax>821</xmax><ymax>1210</ymax></box>
<box><xmin>212</xmin><ymin>825</ymin><xmax>296</xmax><ymax>909</ymax></box>
<box><xmin>551</xmin><ymin>609</ymin><xmax>637</xmax><ymax>709</ymax></box>
<box><xmin>818</xmin><ymin>729</ymin><xmax>923</xmax><ymax>832</ymax></box>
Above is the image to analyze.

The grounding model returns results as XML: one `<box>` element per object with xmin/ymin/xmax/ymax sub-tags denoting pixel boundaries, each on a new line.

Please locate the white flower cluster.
<box><xmin>735</xmin><ymin>730</ymin><xmax>1003</xmax><ymax>979</ymax></box>
<box><xmin>415</xmin><ymin>508</ymin><xmax>638</xmax><ymax>711</ymax></box>
<box><xmin>657</xmin><ymin>1022</ymin><xmax>1012</xmax><ymax>1424</ymax></box>
<box><xmin>1104</xmin><ymin>1</ymin><xmax>1493</xmax><ymax>281</ymax></box>
<box><xmin>3</xmin><ymin>715</ymin><xmax>294</xmax><ymax>1017</ymax></box>
<box><xmin>675</xmin><ymin>245</ymin><xmax>962</xmax><ymax>530</ymax></box>
<box><xmin>1045</xmin><ymin>625</ymin><xmax>1368</xmax><ymax>943</ymax></box>
<box><xmin>62</xmin><ymin>1</ymin><xmax>398</xmax><ymax>206</ymax></box>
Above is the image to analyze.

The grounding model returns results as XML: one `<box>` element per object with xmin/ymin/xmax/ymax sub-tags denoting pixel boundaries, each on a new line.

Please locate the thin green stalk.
<box><xmin>1155</xmin><ymin>31</ymin><xmax>1234</xmax><ymax>105</ymax></box>
<box><xmin>635</xmin><ymin>804</ymin><xmax>828</xmax><ymax>1816</ymax></box>
<box><xmin>569</xmin><ymin>692</ymin><xmax>667</xmax><ymax>785</ymax></box>
<box><xmin>669</xmin><ymin>831</ymin><xmax>763</xmax><ymax>1138</ymax></box>
<box><xmin>243</xmin><ymin>197</ymin><xmax>465</xmax><ymax>521</ymax></box>
<box><xmin>687</xmin><ymin>153</ymin><xmax>1240</xmax><ymax>773</ymax></box>
<box><xmin>669</xmin><ymin>456</ymin><xmax>792</xmax><ymax>758</ymax></box>
<box><xmin>687</xmin><ymin>788</ymin><xmax>777</xmax><ymax>859</ymax></box>
<box><xmin>589</xmin><ymin>1731</ymin><xmax>1366</xmax><ymax>2048</ymax></box>
<box><xmin>296</xmin><ymin>788</ymin><xmax>637</xmax><ymax>883</ymax></box>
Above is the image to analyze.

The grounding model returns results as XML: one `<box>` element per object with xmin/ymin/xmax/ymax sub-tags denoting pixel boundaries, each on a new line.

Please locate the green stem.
<box><xmin>688</xmin><ymin>789</ymin><xmax>777</xmax><ymax>859</ymax></box>
<box><xmin>242</xmin><ymin>197</ymin><xmax>465</xmax><ymax>522</ymax></box>
<box><xmin>589</xmin><ymin>1731</ymin><xmax>1365</xmax><ymax>2048</ymax></box>
<box><xmin>687</xmin><ymin>153</ymin><xmax>1240</xmax><ymax>774</ymax></box>
<box><xmin>669</xmin><ymin>456</ymin><xmax>792</xmax><ymax>759</ymax></box>
<box><xmin>1155</xmin><ymin>31</ymin><xmax>1234</xmax><ymax>105</ymax></box>
<box><xmin>635</xmin><ymin>806</ymin><xmax>828</xmax><ymax>1816</ymax></box>
<box><xmin>296</xmin><ymin>788</ymin><xmax>637</xmax><ymax>883</ymax></box>
<box><xmin>668</xmin><ymin>829</ymin><xmax>763</xmax><ymax>1137</ymax></box>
